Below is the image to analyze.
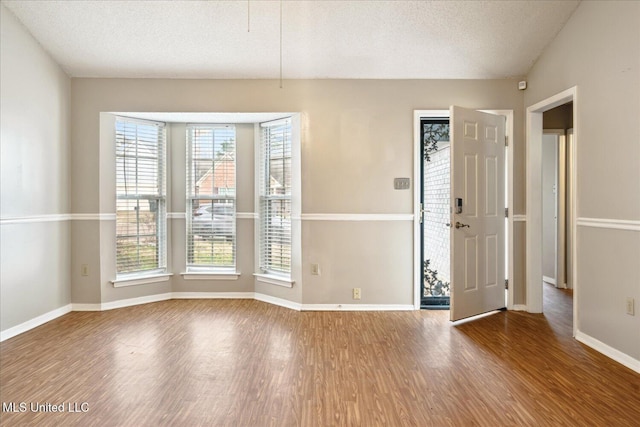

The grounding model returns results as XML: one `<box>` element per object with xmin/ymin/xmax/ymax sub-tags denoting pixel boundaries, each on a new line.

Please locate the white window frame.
<box><xmin>115</xmin><ymin>116</ymin><xmax>167</xmax><ymax>278</ymax></box>
<box><xmin>255</xmin><ymin>117</ymin><xmax>301</xmax><ymax>287</ymax></box>
<box><xmin>185</xmin><ymin>124</ymin><xmax>237</xmax><ymax>273</ymax></box>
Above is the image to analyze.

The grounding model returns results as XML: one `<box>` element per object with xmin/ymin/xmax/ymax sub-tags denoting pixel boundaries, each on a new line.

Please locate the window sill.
<box><xmin>111</xmin><ymin>273</ymin><xmax>172</xmax><ymax>288</ymax></box>
<box><xmin>254</xmin><ymin>273</ymin><xmax>294</xmax><ymax>288</ymax></box>
<box><xmin>181</xmin><ymin>271</ymin><xmax>241</xmax><ymax>281</ymax></box>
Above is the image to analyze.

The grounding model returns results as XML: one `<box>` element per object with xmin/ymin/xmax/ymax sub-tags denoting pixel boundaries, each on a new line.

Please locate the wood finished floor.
<box><xmin>1</xmin><ymin>285</ymin><xmax>639</xmax><ymax>426</ymax></box>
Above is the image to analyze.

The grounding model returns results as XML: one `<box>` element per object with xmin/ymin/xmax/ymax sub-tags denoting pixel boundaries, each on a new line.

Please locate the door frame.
<box><xmin>413</xmin><ymin>109</ymin><xmax>515</xmax><ymax>311</ymax></box>
<box><xmin>525</xmin><ymin>86</ymin><xmax>578</xmax><ymax>336</ymax></box>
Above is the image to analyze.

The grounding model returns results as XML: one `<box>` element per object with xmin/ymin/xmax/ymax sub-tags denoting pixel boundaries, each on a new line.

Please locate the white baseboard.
<box><xmin>302</xmin><ymin>304</ymin><xmax>414</xmax><ymax>311</ymax></box>
<box><xmin>1</xmin><ymin>304</ymin><xmax>72</xmax><ymax>342</ymax></box>
<box><xmin>3</xmin><ymin>293</ymin><xmax>417</xmax><ymax>341</ymax></box>
<box><xmin>73</xmin><ymin>293</ymin><xmax>173</xmax><ymax>312</ymax></box>
<box><xmin>543</xmin><ymin>276</ymin><xmax>557</xmax><ymax>286</ymax></box>
<box><xmin>102</xmin><ymin>293</ymin><xmax>173</xmax><ymax>311</ymax></box>
<box><xmin>575</xmin><ymin>330</ymin><xmax>640</xmax><ymax>374</ymax></box>
<box><xmin>172</xmin><ymin>292</ymin><xmax>254</xmax><ymax>299</ymax></box>
<box><xmin>254</xmin><ymin>293</ymin><xmax>302</xmax><ymax>311</ymax></box>
<box><xmin>511</xmin><ymin>304</ymin><xmax>527</xmax><ymax>311</ymax></box>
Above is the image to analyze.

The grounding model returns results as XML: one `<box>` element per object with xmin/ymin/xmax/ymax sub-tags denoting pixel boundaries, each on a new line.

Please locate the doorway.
<box><xmin>526</xmin><ymin>87</ymin><xmax>577</xmax><ymax>335</ymax></box>
<box><xmin>413</xmin><ymin>109</ymin><xmax>515</xmax><ymax>315</ymax></box>
<box><xmin>419</xmin><ymin>117</ymin><xmax>451</xmax><ymax>309</ymax></box>
<box><xmin>542</xmin><ymin>127</ymin><xmax>574</xmax><ymax>293</ymax></box>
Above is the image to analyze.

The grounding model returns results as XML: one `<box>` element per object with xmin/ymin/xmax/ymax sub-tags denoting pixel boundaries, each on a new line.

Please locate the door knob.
<box><xmin>455</xmin><ymin>221</ymin><xmax>470</xmax><ymax>229</ymax></box>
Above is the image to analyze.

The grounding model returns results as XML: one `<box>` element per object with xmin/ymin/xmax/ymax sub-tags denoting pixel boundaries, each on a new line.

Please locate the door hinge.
<box><xmin>505</xmin><ymin>279</ymin><xmax>509</xmax><ymax>290</ymax></box>
<box><xmin>505</xmin><ymin>207</ymin><xmax>508</xmax><ymax>218</ymax></box>
<box><xmin>505</xmin><ymin>136</ymin><xmax>508</xmax><ymax>147</ymax></box>
<box><xmin>419</xmin><ymin>203</ymin><xmax>424</xmax><ymax>224</ymax></box>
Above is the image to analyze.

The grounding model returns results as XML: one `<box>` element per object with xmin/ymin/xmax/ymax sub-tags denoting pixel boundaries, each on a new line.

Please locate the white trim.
<box><xmin>111</xmin><ymin>273</ymin><xmax>172</xmax><ymax>288</ymax></box>
<box><xmin>575</xmin><ymin>331</ymin><xmax>640</xmax><ymax>374</ymax></box>
<box><xmin>577</xmin><ymin>217</ymin><xmax>640</xmax><ymax>232</ymax></box>
<box><xmin>543</xmin><ymin>275</ymin><xmax>557</xmax><ymax>286</ymax></box>
<box><xmin>237</xmin><ymin>212</ymin><xmax>258</xmax><ymax>220</ymax></box>
<box><xmin>181</xmin><ymin>272</ymin><xmax>241</xmax><ymax>280</ymax></box>
<box><xmin>301</xmin><ymin>213</ymin><xmax>413</xmax><ymax>221</ymax></box>
<box><xmin>167</xmin><ymin>212</ymin><xmax>186</xmax><ymax>220</ymax></box>
<box><xmin>101</xmin><ymin>293</ymin><xmax>172</xmax><ymax>310</ymax></box>
<box><xmin>513</xmin><ymin>215</ymin><xmax>527</xmax><ymax>222</ymax></box>
<box><xmin>511</xmin><ymin>304</ymin><xmax>527</xmax><ymax>311</ymax></box>
<box><xmin>254</xmin><ymin>273</ymin><xmax>295</xmax><ymax>288</ymax></box>
<box><xmin>490</xmin><ymin>109</ymin><xmax>515</xmax><ymax>312</ymax></box>
<box><xmin>71</xmin><ymin>213</ymin><xmax>116</xmax><ymax>221</ymax></box>
<box><xmin>301</xmin><ymin>304</ymin><xmax>415</xmax><ymax>311</ymax></box>
<box><xmin>254</xmin><ymin>293</ymin><xmax>302</xmax><ymax>311</ymax></box>
<box><xmin>0</xmin><ymin>304</ymin><xmax>72</xmax><ymax>342</ymax></box>
<box><xmin>0</xmin><ymin>213</ymin><xmax>118</xmax><ymax>224</ymax></box>
<box><xmin>172</xmin><ymin>292</ymin><xmax>254</xmax><ymax>299</ymax></box>
<box><xmin>0</xmin><ymin>214</ymin><xmax>71</xmax><ymax>225</ymax></box>
<box><xmin>569</xmin><ymin>123</ymin><xmax>578</xmax><ymax>330</ymax></box>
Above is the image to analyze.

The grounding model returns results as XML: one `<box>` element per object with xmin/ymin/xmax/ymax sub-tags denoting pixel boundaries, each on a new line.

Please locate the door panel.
<box><xmin>464</xmin><ymin>236</ymin><xmax>478</xmax><ymax>291</ymax></box>
<box><xmin>464</xmin><ymin>154</ymin><xmax>478</xmax><ymax>216</ymax></box>
<box><xmin>450</xmin><ymin>106</ymin><xmax>506</xmax><ymax>321</ymax></box>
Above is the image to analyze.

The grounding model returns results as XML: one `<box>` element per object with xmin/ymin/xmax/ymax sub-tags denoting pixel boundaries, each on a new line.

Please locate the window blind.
<box><xmin>115</xmin><ymin>117</ymin><xmax>166</xmax><ymax>275</ymax></box>
<box><xmin>186</xmin><ymin>125</ymin><xmax>236</xmax><ymax>270</ymax></box>
<box><xmin>259</xmin><ymin>119</ymin><xmax>292</xmax><ymax>275</ymax></box>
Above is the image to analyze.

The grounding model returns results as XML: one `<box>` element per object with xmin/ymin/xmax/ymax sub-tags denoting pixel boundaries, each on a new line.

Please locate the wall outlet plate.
<box><xmin>626</xmin><ymin>297</ymin><xmax>635</xmax><ymax>316</ymax></box>
<box><xmin>353</xmin><ymin>288</ymin><xmax>361</xmax><ymax>300</ymax></box>
<box><xmin>311</xmin><ymin>264</ymin><xmax>320</xmax><ymax>275</ymax></box>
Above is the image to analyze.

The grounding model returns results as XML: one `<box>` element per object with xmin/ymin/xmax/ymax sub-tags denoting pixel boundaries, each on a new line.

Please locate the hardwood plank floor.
<box><xmin>1</xmin><ymin>285</ymin><xmax>639</xmax><ymax>426</ymax></box>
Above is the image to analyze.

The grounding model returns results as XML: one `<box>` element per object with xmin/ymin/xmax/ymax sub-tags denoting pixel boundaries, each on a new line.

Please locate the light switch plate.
<box><xmin>394</xmin><ymin>177</ymin><xmax>410</xmax><ymax>190</ymax></box>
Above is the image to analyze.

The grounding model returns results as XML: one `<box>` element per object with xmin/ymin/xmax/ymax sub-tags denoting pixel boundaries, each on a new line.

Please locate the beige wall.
<box><xmin>70</xmin><ymin>78</ymin><xmax>526</xmax><ymax>306</ymax></box>
<box><xmin>525</xmin><ymin>1</ymin><xmax>640</xmax><ymax>360</ymax></box>
<box><xmin>0</xmin><ymin>6</ymin><xmax>71</xmax><ymax>330</ymax></box>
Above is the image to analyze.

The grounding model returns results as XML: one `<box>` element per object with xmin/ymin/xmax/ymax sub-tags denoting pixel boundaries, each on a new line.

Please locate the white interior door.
<box><xmin>450</xmin><ymin>106</ymin><xmax>506</xmax><ymax>321</ymax></box>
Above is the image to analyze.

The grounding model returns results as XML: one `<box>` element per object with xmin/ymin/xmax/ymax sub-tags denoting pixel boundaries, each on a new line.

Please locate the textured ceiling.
<box><xmin>3</xmin><ymin>0</ymin><xmax>580</xmax><ymax>79</ymax></box>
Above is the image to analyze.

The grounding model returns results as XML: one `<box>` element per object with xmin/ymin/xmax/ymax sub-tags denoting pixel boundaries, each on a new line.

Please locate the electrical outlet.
<box><xmin>81</xmin><ymin>264</ymin><xmax>89</xmax><ymax>276</ymax></box>
<box><xmin>626</xmin><ymin>297</ymin><xmax>635</xmax><ymax>316</ymax></box>
<box><xmin>311</xmin><ymin>263</ymin><xmax>320</xmax><ymax>275</ymax></box>
<box><xmin>353</xmin><ymin>288</ymin><xmax>361</xmax><ymax>300</ymax></box>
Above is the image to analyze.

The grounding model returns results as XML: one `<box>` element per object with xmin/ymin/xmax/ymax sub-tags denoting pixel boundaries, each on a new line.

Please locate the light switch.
<box><xmin>394</xmin><ymin>177</ymin><xmax>410</xmax><ymax>190</ymax></box>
